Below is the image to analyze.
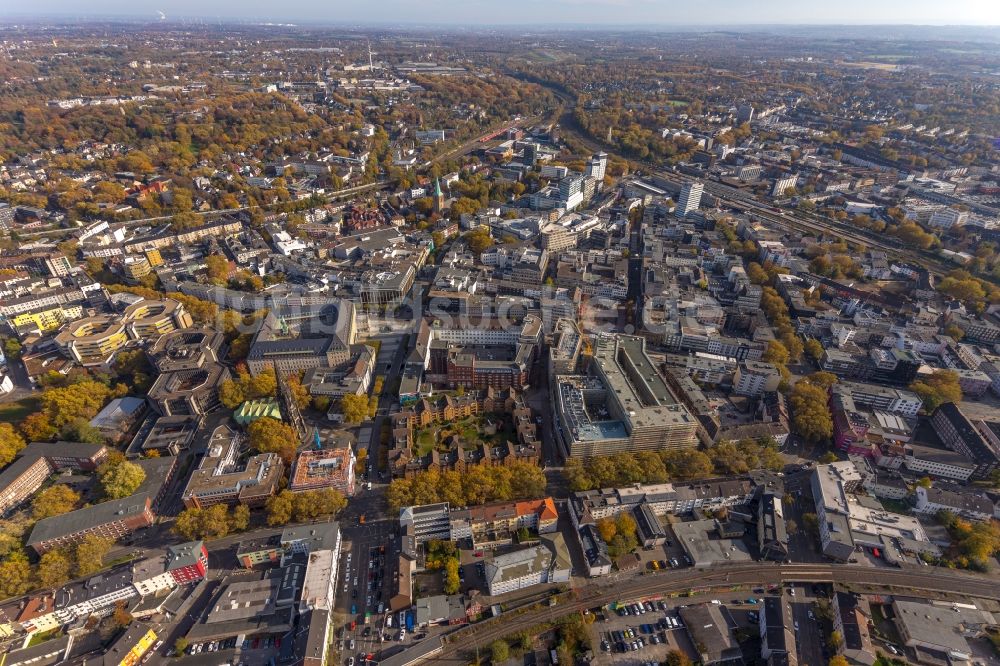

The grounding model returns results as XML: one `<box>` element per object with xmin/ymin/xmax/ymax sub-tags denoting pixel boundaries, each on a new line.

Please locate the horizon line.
<box><xmin>1</xmin><ymin>16</ymin><xmax>999</xmax><ymax>29</ymax></box>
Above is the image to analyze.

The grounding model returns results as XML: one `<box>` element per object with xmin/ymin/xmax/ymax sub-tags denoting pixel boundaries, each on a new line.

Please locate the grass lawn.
<box><xmin>0</xmin><ymin>396</ymin><xmax>39</xmax><ymax>422</ymax></box>
<box><xmin>415</xmin><ymin>429</ymin><xmax>436</xmax><ymax>456</ymax></box>
<box><xmin>27</xmin><ymin>629</ymin><xmax>62</xmax><ymax>647</ymax></box>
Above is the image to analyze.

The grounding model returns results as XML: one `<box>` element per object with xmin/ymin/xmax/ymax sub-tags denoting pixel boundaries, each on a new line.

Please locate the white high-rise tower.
<box><xmin>676</xmin><ymin>182</ymin><xmax>704</xmax><ymax>217</ymax></box>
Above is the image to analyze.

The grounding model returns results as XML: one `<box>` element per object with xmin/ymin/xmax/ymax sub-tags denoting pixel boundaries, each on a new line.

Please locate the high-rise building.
<box><xmin>585</xmin><ymin>152</ymin><xmax>608</xmax><ymax>181</ymax></box>
<box><xmin>558</xmin><ymin>174</ymin><xmax>583</xmax><ymax>200</ymax></box>
<box><xmin>523</xmin><ymin>142</ymin><xmax>538</xmax><ymax>166</ymax></box>
<box><xmin>737</xmin><ymin>103</ymin><xmax>755</xmax><ymax>124</ymax></box>
<box><xmin>676</xmin><ymin>182</ymin><xmax>704</xmax><ymax>217</ymax></box>
<box><xmin>558</xmin><ymin>174</ymin><xmax>585</xmax><ymax>211</ymax></box>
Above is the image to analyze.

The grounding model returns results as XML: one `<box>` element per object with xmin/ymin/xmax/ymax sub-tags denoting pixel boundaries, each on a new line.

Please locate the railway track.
<box><xmin>431</xmin><ymin>563</ymin><xmax>1000</xmax><ymax>662</ymax></box>
<box><xmin>529</xmin><ymin>82</ymin><xmax>960</xmax><ymax>278</ymax></box>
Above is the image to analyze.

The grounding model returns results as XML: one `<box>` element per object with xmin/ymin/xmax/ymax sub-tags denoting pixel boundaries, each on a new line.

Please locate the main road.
<box><xmin>429</xmin><ymin>562</ymin><xmax>1000</xmax><ymax>663</ymax></box>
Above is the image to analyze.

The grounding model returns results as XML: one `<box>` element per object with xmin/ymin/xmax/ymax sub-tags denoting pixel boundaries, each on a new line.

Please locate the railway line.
<box><xmin>532</xmin><ymin>83</ymin><xmax>958</xmax><ymax>278</ymax></box>
<box><xmin>431</xmin><ymin>563</ymin><xmax>1000</xmax><ymax>662</ymax></box>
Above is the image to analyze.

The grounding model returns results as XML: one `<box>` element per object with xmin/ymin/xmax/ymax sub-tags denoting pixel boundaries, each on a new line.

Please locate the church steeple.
<box><xmin>433</xmin><ymin>177</ymin><xmax>445</xmax><ymax>213</ymax></box>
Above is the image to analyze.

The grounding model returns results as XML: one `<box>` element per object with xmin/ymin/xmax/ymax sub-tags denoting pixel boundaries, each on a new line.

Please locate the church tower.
<box><xmin>433</xmin><ymin>177</ymin><xmax>445</xmax><ymax>213</ymax></box>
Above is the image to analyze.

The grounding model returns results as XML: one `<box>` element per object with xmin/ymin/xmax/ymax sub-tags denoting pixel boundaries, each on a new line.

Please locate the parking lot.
<box><xmin>593</xmin><ymin>600</ymin><xmax>694</xmax><ymax>665</ymax></box>
<box><xmin>588</xmin><ymin>585</ymin><xmax>832</xmax><ymax>666</ymax></box>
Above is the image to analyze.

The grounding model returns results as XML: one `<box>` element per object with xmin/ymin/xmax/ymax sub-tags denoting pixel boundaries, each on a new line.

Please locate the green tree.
<box><xmin>615</xmin><ymin>511</ymin><xmax>637</xmax><ymax>538</ymax></box>
<box><xmin>292</xmin><ymin>488</ymin><xmax>348</xmax><ymax>522</ymax></box>
<box><xmin>662</xmin><ymin>449</ymin><xmax>714</xmax><ymax>480</ymax></box>
<box><xmin>75</xmin><ymin>535</ymin><xmax>114</xmax><ymax>577</ymax></box>
<box><xmin>0</xmin><ymin>550</ymin><xmax>33</xmax><ymax>598</ymax></box>
<box><xmin>943</xmin><ymin>324</ymin><xmax>965</xmax><ymax>341</ymax></box>
<box><xmin>909</xmin><ymin>370</ymin><xmax>963</xmax><ymax>413</ymax></box>
<box><xmin>36</xmin><ymin>549</ymin><xmax>72</xmax><ymax>589</ymax></box>
<box><xmin>340</xmin><ymin>394</ymin><xmax>370</xmax><ymax>424</ymax></box>
<box><xmin>804</xmin><ymin>338</ymin><xmax>824</xmax><ymax>363</ymax></box>
<box><xmin>247</xmin><ymin>417</ymin><xmax>298</xmax><ymax>465</ymax></box>
<box><xmin>172</xmin><ymin>504</ymin><xmax>233</xmax><ymax>541</ymax></box>
<box><xmin>746</xmin><ymin>262</ymin><xmax>770</xmax><ymax>285</ymax></box>
<box><xmin>0</xmin><ymin>423</ymin><xmax>26</xmax><ymax>467</ymax></box>
<box><xmin>175</xmin><ymin>638</ymin><xmax>190</xmax><ymax>656</ymax></box>
<box><xmin>790</xmin><ymin>381</ymin><xmax>833</xmax><ymax>443</ymax></box>
<box><xmin>665</xmin><ymin>650</ymin><xmax>692</xmax><ymax>666</ymax></box>
<box><xmin>98</xmin><ymin>459</ymin><xmax>147</xmax><ymax>499</ymax></box>
<box><xmin>465</xmin><ymin>226</ymin><xmax>494</xmax><ymax>255</ymax></box>
<box><xmin>230</xmin><ymin>504</ymin><xmax>251</xmax><ymax>532</ymax></box>
<box><xmin>802</xmin><ymin>512</ymin><xmax>820</xmax><ymax>537</ymax></box>
<box><xmin>490</xmin><ymin>639</ymin><xmax>509</xmax><ymax>664</ymax></box>
<box><xmin>32</xmin><ymin>485</ymin><xmax>80</xmax><ymax>520</ymax></box>
<box><xmin>763</xmin><ymin>340</ymin><xmax>790</xmax><ymax>367</ymax></box>
<box><xmin>39</xmin><ymin>380</ymin><xmax>113</xmax><ymax>429</ymax></box>
<box><xmin>266</xmin><ymin>490</ymin><xmax>295</xmax><ymax>526</ymax></box>
<box><xmin>444</xmin><ymin>558</ymin><xmax>461</xmax><ymax>595</ymax></box>
<box><xmin>1</xmin><ymin>337</ymin><xmax>22</xmax><ymax>361</ymax></box>
<box><xmin>596</xmin><ymin>518</ymin><xmax>617</xmax><ymax>543</ymax></box>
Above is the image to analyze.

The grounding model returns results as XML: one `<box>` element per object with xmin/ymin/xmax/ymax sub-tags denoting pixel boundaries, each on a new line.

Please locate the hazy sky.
<box><xmin>9</xmin><ymin>0</ymin><xmax>1000</xmax><ymax>25</ymax></box>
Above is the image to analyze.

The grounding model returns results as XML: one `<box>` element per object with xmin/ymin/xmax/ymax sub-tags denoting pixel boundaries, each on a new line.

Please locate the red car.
<box><xmin>349</xmin><ymin>621</ymin><xmax>357</xmax><ymax>631</ymax></box>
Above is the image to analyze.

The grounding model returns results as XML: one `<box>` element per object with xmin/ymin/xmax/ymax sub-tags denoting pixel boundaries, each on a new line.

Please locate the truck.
<box><xmin>405</xmin><ymin>611</ymin><xmax>414</xmax><ymax>632</ymax></box>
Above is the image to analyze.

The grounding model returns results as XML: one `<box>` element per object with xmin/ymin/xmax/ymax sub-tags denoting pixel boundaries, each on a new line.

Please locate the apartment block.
<box><xmin>0</xmin><ymin>442</ymin><xmax>108</xmax><ymax>515</ymax></box>
<box><xmin>449</xmin><ymin>498</ymin><xmax>559</xmax><ymax>548</ymax></box>
<box><xmin>483</xmin><ymin>536</ymin><xmax>571</xmax><ymax>596</ymax></box>
<box><xmin>398</xmin><ymin>503</ymin><xmax>451</xmax><ymax>543</ymax></box>
<box><xmin>931</xmin><ymin>403</ymin><xmax>999</xmax><ymax>480</ymax></box>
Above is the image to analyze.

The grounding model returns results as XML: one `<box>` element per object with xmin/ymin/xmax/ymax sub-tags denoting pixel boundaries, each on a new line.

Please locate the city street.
<box><xmin>781</xmin><ymin>470</ymin><xmax>824</xmax><ymax>564</ymax></box>
<box><xmin>334</xmin><ymin>518</ymin><xmax>401</xmax><ymax>664</ymax></box>
<box><xmin>789</xmin><ymin>584</ymin><xmax>827</xmax><ymax>666</ymax></box>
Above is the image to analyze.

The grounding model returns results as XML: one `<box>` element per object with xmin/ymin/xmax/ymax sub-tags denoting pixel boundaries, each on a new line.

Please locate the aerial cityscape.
<box><xmin>0</xmin><ymin>7</ymin><xmax>998</xmax><ymax>666</ymax></box>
